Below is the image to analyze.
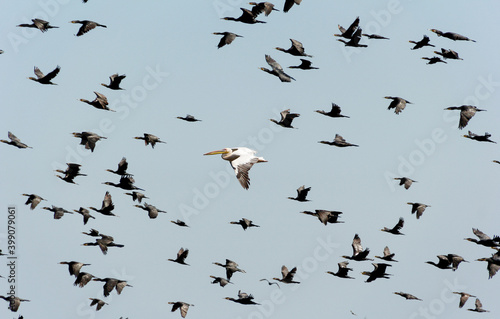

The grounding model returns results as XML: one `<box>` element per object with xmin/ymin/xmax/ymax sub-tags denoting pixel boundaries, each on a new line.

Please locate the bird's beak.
<box><xmin>477</xmin><ymin>109</ymin><xmax>486</xmax><ymax>112</ymax></box>
<box><xmin>203</xmin><ymin>149</ymin><xmax>227</xmax><ymax>155</ymax></box>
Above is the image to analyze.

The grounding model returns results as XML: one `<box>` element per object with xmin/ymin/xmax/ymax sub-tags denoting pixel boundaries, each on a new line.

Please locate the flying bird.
<box><xmin>59</xmin><ymin>261</ymin><xmax>90</xmax><ymax>277</ymax></box>
<box><xmin>394</xmin><ymin>177</ymin><xmax>416</xmax><ymax>189</ymax></box>
<box><xmin>168</xmin><ymin>301</ymin><xmax>194</xmax><ymax>318</ymax></box>
<box><xmin>342</xmin><ymin>234</ymin><xmax>372</xmax><ymax>261</ymax></box>
<box><xmin>409</xmin><ymin>35</ymin><xmax>434</xmax><ymax>50</ymax></box>
<box><xmin>103</xmin><ymin>175</ymin><xmax>144</xmax><ymax>191</ymax></box>
<box><xmin>101</xmin><ymin>73</ymin><xmax>126</xmax><ymax>90</ymax></box>
<box><xmin>168</xmin><ymin>248</ymin><xmax>190</xmax><ymax>265</ymax></box>
<box><xmin>319</xmin><ymin>134</ymin><xmax>358</xmax><ymax>147</ymax></box>
<box><xmin>422</xmin><ymin>56</ymin><xmax>447</xmax><ymax>64</ymax></box>
<box><xmin>288</xmin><ymin>185</ymin><xmax>311</xmax><ymax>201</ymax></box>
<box><xmin>225</xmin><ymin>290</ymin><xmax>260</xmax><ymax>305</ymax></box>
<box><xmin>204</xmin><ymin>147</ymin><xmax>267</xmax><ymax>189</ymax></box>
<box><xmin>213</xmin><ymin>259</ymin><xmax>246</xmax><ymax>280</ymax></box>
<box><xmin>17</xmin><ymin>18</ymin><xmax>58</xmax><ymax>32</ymax></box>
<box><xmin>134</xmin><ymin>133</ymin><xmax>166</xmax><ymax>148</ymax></box>
<box><xmin>74</xmin><ymin>272</ymin><xmax>95</xmax><ymax>288</ymax></box>
<box><xmin>430</xmin><ymin>29</ymin><xmax>476</xmax><ymax>42</ymax></box>
<box><xmin>326</xmin><ymin>261</ymin><xmax>354</xmax><ymax>279</ymax></box>
<box><xmin>73</xmin><ymin>207</ymin><xmax>96</xmax><ymax>225</ymax></box>
<box><xmin>22</xmin><ymin>194</ymin><xmax>45</xmax><ymax>210</ymax></box>
<box><xmin>273</xmin><ymin>265</ymin><xmax>300</xmax><ymax>284</ymax></box>
<box><xmin>42</xmin><ymin>205</ymin><xmax>73</xmax><ymax>219</ymax></box>
<box><xmin>315</xmin><ymin>103</ymin><xmax>349</xmax><ymax>118</ymax></box>
<box><xmin>230</xmin><ymin>218</ymin><xmax>259</xmax><ymax>230</ymax></box>
<box><xmin>385</xmin><ymin>96</ymin><xmax>412</xmax><ymax>114</ymax></box>
<box><xmin>92</xmin><ymin>277</ymin><xmax>132</xmax><ymax>297</ymax></box>
<box><xmin>361</xmin><ymin>263</ymin><xmax>392</xmax><ymax>282</ymax></box>
<box><xmin>300</xmin><ymin>210</ymin><xmax>343</xmax><ymax>225</ymax></box>
<box><xmin>463</xmin><ymin>131</ymin><xmax>496</xmax><ymax>143</ymax></box>
<box><xmin>270</xmin><ymin>109</ymin><xmax>300</xmax><ymax>128</ymax></box>
<box><xmin>476</xmin><ymin>250</ymin><xmax>500</xmax><ymax>279</ymax></box>
<box><xmin>444</xmin><ymin>105</ymin><xmax>485</xmax><ymax>129</ymax></box>
<box><xmin>261</xmin><ymin>55</ymin><xmax>295</xmax><ymax>82</ymax></box>
<box><xmin>465</xmin><ymin>228</ymin><xmax>500</xmax><ymax>247</ymax></box>
<box><xmin>70</xmin><ymin>20</ymin><xmax>107</xmax><ymax>36</ymax></box>
<box><xmin>89</xmin><ymin>298</ymin><xmax>108</xmax><ymax>311</ymax></box>
<box><xmin>171</xmin><ymin>219</ymin><xmax>189</xmax><ymax>227</ymax></box>
<box><xmin>407</xmin><ymin>202</ymin><xmax>430</xmax><ymax>219</ymax></box>
<box><xmin>0</xmin><ymin>296</ymin><xmax>30</xmax><ymax>312</ymax></box>
<box><xmin>375</xmin><ymin>246</ymin><xmax>397</xmax><ymax>262</ymax></box>
<box><xmin>288</xmin><ymin>59</ymin><xmax>318</xmax><ymax>70</ymax></box>
<box><xmin>467</xmin><ymin>299</ymin><xmax>489</xmax><ymax>312</ymax></box>
<box><xmin>222</xmin><ymin>8</ymin><xmax>265</xmax><ymax>24</ymax></box>
<box><xmin>134</xmin><ymin>203</ymin><xmax>167</xmax><ymax>219</ymax></box>
<box><xmin>106</xmin><ymin>157</ymin><xmax>132</xmax><ymax>176</ymax></box>
<box><xmin>72</xmin><ymin>131</ymin><xmax>107</xmax><ymax>152</ymax></box>
<box><xmin>125</xmin><ymin>191</ymin><xmax>148</xmax><ymax>203</ymax></box>
<box><xmin>1</xmin><ymin>132</ymin><xmax>32</xmax><ymax>149</ymax></box>
<box><xmin>362</xmin><ymin>33</ymin><xmax>389</xmax><ymax>39</ymax></box>
<box><xmin>394</xmin><ymin>292</ymin><xmax>422</xmax><ymax>301</ymax></box>
<box><xmin>213</xmin><ymin>32</ymin><xmax>243</xmax><ymax>48</ymax></box>
<box><xmin>452</xmin><ymin>292</ymin><xmax>476</xmax><ymax>308</ymax></box>
<box><xmin>434</xmin><ymin>48</ymin><xmax>462</xmax><ymax>60</ymax></box>
<box><xmin>89</xmin><ymin>191</ymin><xmax>116</xmax><ymax>216</ymax></box>
<box><xmin>276</xmin><ymin>39</ymin><xmax>312</xmax><ymax>57</ymax></box>
<box><xmin>211</xmin><ymin>276</ymin><xmax>232</xmax><ymax>287</ymax></box>
<box><xmin>28</xmin><ymin>65</ymin><xmax>60</xmax><ymax>85</ymax></box>
<box><xmin>381</xmin><ymin>217</ymin><xmax>404</xmax><ymax>235</ymax></box>
<box><xmin>426</xmin><ymin>254</ymin><xmax>468</xmax><ymax>271</ymax></box>
<box><xmin>177</xmin><ymin>114</ymin><xmax>201</xmax><ymax>122</ymax></box>
<box><xmin>80</xmin><ymin>91</ymin><xmax>113</xmax><ymax>111</ymax></box>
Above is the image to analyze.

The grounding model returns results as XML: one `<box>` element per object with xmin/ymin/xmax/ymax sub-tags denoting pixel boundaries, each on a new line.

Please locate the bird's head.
<box><xmin>361</xmin><ymin>271</ymin><xmax>371</xmax><ymax>276</ymax></box>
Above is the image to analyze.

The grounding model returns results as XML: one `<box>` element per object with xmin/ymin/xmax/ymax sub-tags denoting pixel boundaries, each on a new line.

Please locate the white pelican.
<box><xmin>203</xmin><ymin>147</ymin><xmax>267</xmax><ymax>189</ymax></box>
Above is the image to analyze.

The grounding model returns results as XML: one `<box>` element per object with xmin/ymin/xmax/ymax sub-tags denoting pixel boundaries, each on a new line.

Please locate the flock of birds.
<box><xmin>1</xmin><ymin>0</ymin><xmax>498</xmax><ymax>318</ymax></box>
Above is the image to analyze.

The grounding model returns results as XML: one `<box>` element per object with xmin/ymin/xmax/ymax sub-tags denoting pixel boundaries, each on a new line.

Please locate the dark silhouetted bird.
<box><xmin>393</xmin><ymin>177</ymin><xmax>416</xmax><ymax>189</ymax></box>
<box><xmin>270</xmin><ymin>109</ymin><xmax>300</xmax><ymax>128</ymax></box>
<box><xmin>426</xmin><ymin>254</ymin><xmax>467</xmax><ymax>271</ymax></box>
<box><xmin>381</xmin><ymin>217</ymin><xmax>404</xmax><ymax>235</ymax></box>
<box><xmin>422</xmin><ymin>56</ymin><xmax>447</xmax><ymax>64</ymax></box>
<box><xmin>407</xmin><ymin>202</ymin><xmax>430</xmax><ymax>219</ymax></box>
<box><xmin>334</xmin><ymin>17</ymin><xmax>359</xmax><ymax>39</ymax></box>
<box><xmin>168</xmin><ymin>248</ymin><xmax>189</xmax><ymax>265</ymax></box>
<box><xmin>276</xmin><ymin>39</ymin><xmax>312</xmax><ymax>57</ymax></box>
<box><xmin>467</xmin><ymin>299</ymin><xmax>489</xmax><ymax>312</ymax></box>
<box><xmin>319</xmin><ymin>134</ymin><xmax>358</xmax><ymax>147</ymax></box>
<box><xmin>59</xmin><ymin>261</ymin><xmax>90</xmax><ymax>277</ymax></box>
<box><xmin>444</xmin><ymin>105</ymin><xmax>485</xmax><ymax>129</ymax></box>
<box><xmin>342</xmin><ymin>234</ymin><xmax>372</xmax><ymax>261</ymax></box>
<box><xmin>168</xmin><ymin>301</ymin><xmax>194</xmax><ymax>318</ymax></box>
<box><xmin>89</xmin><ymin>191</ymin><xmax>116</xmax><ymax>216</ymax></box>
<box><xmin>28</xmin><ymin>65</ymin><xmax>60</xmax><ymax>85</ymax></box>
<box><xmin>72</xmin><ymin>131</ymin><xmax>107</xmax><ymax>152</ymax></box>
<box><xmin>107</xmin><ymin>157</ymin><xmax>131</xmax><ymax>176</ymax></box>
<box><xmin>326</xmin><ymin>261</ymin><xmax>354</xmax><ymax>279</ymax></box>
<box><xmin>288</xmin><ymin>59</ymin><xmax>318</xmax><ymax>70</ymax></box>
<box><xmin>214</xmin><ymin>32</ymin><xmax>243</xmax><ymax>48</ymax></box>
<box><xmin>101</xmin><ymin>73</ymin><xmax>126</xmax><ymax>90</ymax></box>
<box><xmin>42</xmin><ymin>205</ymin><xmax>73</xmax><ymax>219</ymax></box>
<box><xmin>315</xmin><ymin>103</ymin><xmax>349</xmax><ymax>118</ymax></box>
<box><xmin>261</xmin><ymin>55</ymin><xmax>295</xmax><ymax>82</ymax></box>
<box><xmin>453</xmin><ymin>292</ymin><xmax>476</xmax><ymax>308</ymax></box>
<box><xmin>1</xmin><ymin>132</ymin><xmax>32</xmax><ymax>149</ymax></box>
<box><xmin>70</xmin><ymin>20</ymin><xmax>106</xmax><ymax>36</ymax></box>
<box><xmin>283</xmin><ymin>0</ymin><xmax>301</xmax><ymax>12</ymax></box>
<box><xmin>22</xmin><ymin>194</ymin><xmax>45</xmax><ymax>210</ymax></box>
<box><xmin>89</xmin><ymin>298</ymin><xmax>108</xmax><ymax>311</ymax></box>
<box><xmin>80</xmin><ymin>92</ymin><xmax>114</xmax><ymax>111</ymax></box>
<box><xmin>17</xmin><ymin>19</ymin><xmax>58</xmax><ymax>32</ymax></box>
<box><xmin>430</xmin><ymin>29</ymin><xmax>475</xmax><ymax>42</ymax></box>
<box><xmin>134</xmin><ymin>202</ymin><xmax>167</xmax><ymax>219</ymax></box>
<box><xmin>134</xmin><ymin>133</ymin><xmax>166</xmax><ymax>148</ymax></box>
<box><xmin>177</xmin><ymin>114</ymin><xmax>201</xmax><ymax>122</ymax></box>
<box><xmin>273</xmin><ymin>265</ymin><xmax>300</xmax><ymax>284</ymax></box>
<box><xmin>288</xmin><ymin>185</ymin><xmax>310</xmax><ymax>201</ymax></box>
<box><xmin>375</xmin><ymin>246</ymin><xmax>397</xmax><ymax>262</ymax></box>
<box><xmin>230</xmin><ymin>218</ymin><xmax>259</xmax><ymax>230</ymax></box>
<box><xmin>463</xmin><ymin>131</ymin><xmax>496</xmax><ymax>143</ymax></box>
<box><xmin>385</xmin><ymin>96</ymin><xmax>412</xmax><ymax>114</ymax></box>
<box><xmin>300</xmin><ymin>210</ymin><xmax>343</xmax><ymax>225</ymax></box>
<box><xmin>394</xmin><ymin>292</ymin><xmax>422</xmax><ymax>301</ymax></box>
<box><xmin>409</xmin><ymin>35</ymin><xmax>434</xmax><ymax>50</ymax></box>
<box><xmin>222</xmin><ymin>8</ymin><xmax>265</xmax><ymax>24</ymax></box>
<box><xmin>361</xmin><ymin>263</ymin><xmax>392</xmax><ymax>282</ymax></box>
<box><xmin>249</xmin><ymin>2</ymin><xmax>279</xmax><ymax>16</ymax></box>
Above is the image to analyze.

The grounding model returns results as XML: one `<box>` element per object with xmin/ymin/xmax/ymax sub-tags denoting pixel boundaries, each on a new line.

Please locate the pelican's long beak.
<box><xmin>203</xmin><ymin>149</ymin><xmax>227</xmax><ymax>155</ymax></box>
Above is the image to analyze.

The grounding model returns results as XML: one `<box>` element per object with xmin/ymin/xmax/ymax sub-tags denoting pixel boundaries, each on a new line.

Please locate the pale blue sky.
<box><xmin>1</xmin><ymin>1</ymin><xmax>499</xmax><ymax>318</ymax></box>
